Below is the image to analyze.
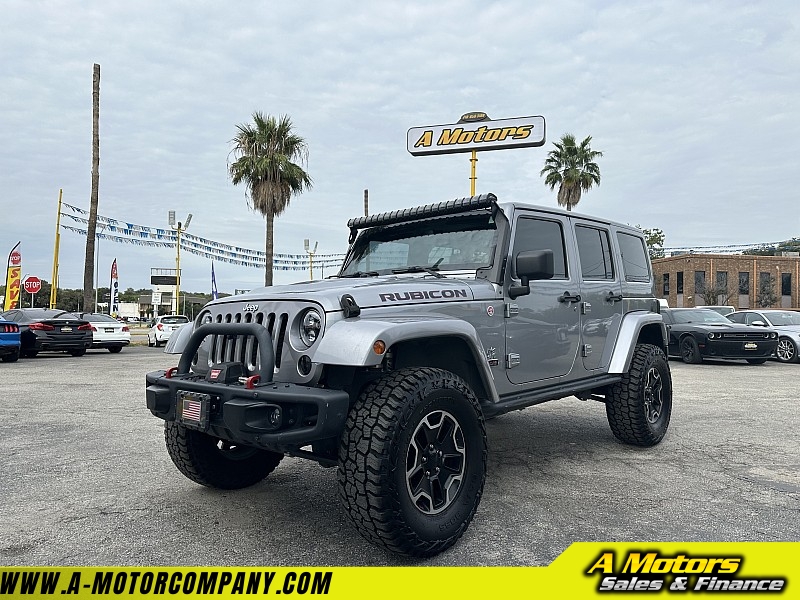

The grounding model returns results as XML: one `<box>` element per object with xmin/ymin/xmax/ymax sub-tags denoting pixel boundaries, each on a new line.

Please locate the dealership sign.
<box><xmin>407</xmin><ymin>114</ymin><xmax>546</xmax><ymax>156</ymax></box>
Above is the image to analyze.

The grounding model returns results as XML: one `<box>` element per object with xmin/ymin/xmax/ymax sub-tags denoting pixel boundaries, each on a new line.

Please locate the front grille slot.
<box><xmin>722</xmin><ymin>332</ymin><xmax>769</xmax><ymax>340</ymax></box>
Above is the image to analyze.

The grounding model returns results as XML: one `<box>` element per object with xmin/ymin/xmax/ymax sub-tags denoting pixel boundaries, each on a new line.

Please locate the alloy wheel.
<box><xmin>405</xmin><ymin>410</ymin><xmax>466</xmax><ymax>515</ymax></box>
<box><xmin>776</xmin><ymin>338</ymin><xmax>796</xmax><ymax>363</ymax></box>
<box><xmin>643</xmin><ymin>367</ymin><xmax>664</xmax><ymax>424</ymax></box>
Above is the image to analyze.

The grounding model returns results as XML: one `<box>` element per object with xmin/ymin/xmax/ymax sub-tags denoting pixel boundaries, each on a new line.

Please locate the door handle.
<box><xmin>558</xmin><ymin>291</ymin><xmax>582</xmax><ymax>303</ymax></box>
<box><xmin>605</xmin><ymin>291</ymin><xmax>624</xmax><ymax>302</ymax></box>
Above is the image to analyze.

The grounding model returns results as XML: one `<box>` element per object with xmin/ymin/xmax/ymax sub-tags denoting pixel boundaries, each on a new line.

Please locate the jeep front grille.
<box><xmin>208</xmin><ymin>311</ymin><xmax>288</xmax><ymax>371</ymax></box>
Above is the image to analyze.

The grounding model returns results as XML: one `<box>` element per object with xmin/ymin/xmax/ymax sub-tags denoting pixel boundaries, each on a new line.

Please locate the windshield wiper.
<box><xmin>391</xmin><ymin>264</ymin><xmax>445</xmax><ymax>278</ymax></box>
<box><xmin>338</xmin><ymin>270</ymin><xmax>380</xmax><ymax>278</ymax></box>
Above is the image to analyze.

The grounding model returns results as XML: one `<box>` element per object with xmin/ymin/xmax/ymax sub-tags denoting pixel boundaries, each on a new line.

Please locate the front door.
<box><xmin>505</xmin><ymin>214</ymin><xmax>580</xmax><ymax>384</ymax></box>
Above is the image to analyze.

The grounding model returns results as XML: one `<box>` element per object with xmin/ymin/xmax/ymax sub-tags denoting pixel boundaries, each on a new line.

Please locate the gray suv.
<box><xmin>146</xmin><ymin>193</ymin><xmax>671</xmax><ymax>557</ymax></box>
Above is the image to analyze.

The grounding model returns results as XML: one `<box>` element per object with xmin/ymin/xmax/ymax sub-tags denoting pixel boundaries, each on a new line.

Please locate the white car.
<box><xmin>727</xmin><ymin>309</ymin><xmax>800</xmax><ymax>363</ymax></box>
<box><xmin>75</xmin><ymin>312</ymin><xmax>131</xmax><ymax>353</ymax></box>
<box><xmin>148</xmin><ymin>315</ymin><xmax>190</xmax><ymax>348</ymax></box>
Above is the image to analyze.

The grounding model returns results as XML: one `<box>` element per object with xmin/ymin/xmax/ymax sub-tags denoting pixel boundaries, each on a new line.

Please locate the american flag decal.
<box><xmin>182</xmin><ymin>398</ymin><xmax>202</xmax><ymax>422</ymax></box>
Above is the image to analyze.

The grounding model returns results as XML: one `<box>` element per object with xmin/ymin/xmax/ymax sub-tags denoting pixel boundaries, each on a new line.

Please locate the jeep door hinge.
<box><xmin>582</xmin><ymin>344</ymin><xmax>593</xmax><ymax>357</ymax></box>
<box><xmin>581</xmin><ymin>301</ymin><xmax>591</xmax><ymax>315</ymax></box>
<box><xmin>506</xmin><ymin>353</ymin><xmax>521</xmax><ymax>368</ymax></box>
<box><xmin>504</xmin><ymin>303</ymin><xmax>519</xmax><ymax>318</ymax></box>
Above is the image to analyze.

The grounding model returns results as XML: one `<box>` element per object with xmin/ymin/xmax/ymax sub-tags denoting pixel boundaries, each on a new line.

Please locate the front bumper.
<box><xmin>145</xmin><ymin>322</ymin><xmax>350</xmax><ymax>452</ymax></box>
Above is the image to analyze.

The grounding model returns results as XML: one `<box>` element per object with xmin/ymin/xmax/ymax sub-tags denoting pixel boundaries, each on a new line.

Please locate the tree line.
<box><xmin>1</xmin><ymin>282</ymin><xmax>215</xmax><ymax>313</ymax></box>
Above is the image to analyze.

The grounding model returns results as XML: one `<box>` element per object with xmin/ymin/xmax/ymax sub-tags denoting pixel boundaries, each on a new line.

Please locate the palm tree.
<box><xmin>229</xmin><ymin>113</ymin><xmax>312</xmax><ymax>286</ymax></box>
<box><xmin>540</xmin><ymin>133</ymin><xmax>602</xmax><ymax>211</ymax></box>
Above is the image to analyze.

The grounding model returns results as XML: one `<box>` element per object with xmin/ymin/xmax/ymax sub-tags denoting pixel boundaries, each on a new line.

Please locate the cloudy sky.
<box><xmin>2</xmin><ymin>0</ymin><xmax>798</xmax><ymax>297</ymax></box>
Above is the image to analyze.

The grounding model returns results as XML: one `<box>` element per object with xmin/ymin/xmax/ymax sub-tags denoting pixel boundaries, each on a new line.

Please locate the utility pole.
<box><xmin>83</xmin><ymin>63</ymin><xmax>100</xmax><ymax>312</ymax></box>
<box><xmin>363</xmin><ymin>189</ymin><xmax>369</xmax><ymax>216</ymax></box>
<box><xmin>169</xmin><ymin>211</ymin><xmax>192</xmax><ymax>314</ymax></box>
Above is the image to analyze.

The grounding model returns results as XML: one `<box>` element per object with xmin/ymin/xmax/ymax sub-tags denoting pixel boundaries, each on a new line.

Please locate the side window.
<box><xmin>746</xmin><ymin>313</ymin><xmax>762</xmax><ymax>325</ymax></box>
<box><xmin>575</xmin><ymin>225</ymin><xmax>614</xmax><ymax>280</ymax></box>
<box><xmin>616</xmin><ymin>232</ymin><xmax>651</xmax><ymax>282</ymax></box>
<box><xmin>727</xmin><ymin>312</ymin><xmax>746</xmax><ymax>324</ymax></box>
<box><xmin>512</xmin><ymin>217</ymin><xmax>567</xmax><ymax>279</ymax></box>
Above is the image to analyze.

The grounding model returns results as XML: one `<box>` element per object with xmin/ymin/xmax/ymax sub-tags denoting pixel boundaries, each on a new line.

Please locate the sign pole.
<box><xmin>470</xmin><ymin>150</ymin><xmax>477</xmax><ymax>195</ymax></box>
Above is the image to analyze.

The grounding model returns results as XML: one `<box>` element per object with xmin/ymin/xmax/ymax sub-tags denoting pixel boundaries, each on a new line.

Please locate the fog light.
<box><xmin>298</xmin><ymin>354</ymin><xmax>312</xmax><ymax>376</ymax></box>
<box><xmin>373</xmin><ymin>340</ymin><xmax>386</xmax><ymax>355</ymax></box>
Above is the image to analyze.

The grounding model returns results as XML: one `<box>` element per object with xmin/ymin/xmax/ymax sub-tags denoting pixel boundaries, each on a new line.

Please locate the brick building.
<box><xmin>651</xmin><ymin>254</ymin><xmax>800</xmax><ymax>309</ymax></box>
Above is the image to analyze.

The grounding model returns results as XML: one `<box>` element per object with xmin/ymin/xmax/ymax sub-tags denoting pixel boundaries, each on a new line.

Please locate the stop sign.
<box><xmin>23</xmin><ymin>276</ymin><xmax>41</xmax><ymax>294</ymax></box>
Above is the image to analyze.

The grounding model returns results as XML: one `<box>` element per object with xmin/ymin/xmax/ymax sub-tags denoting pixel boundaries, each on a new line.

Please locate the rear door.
<box><xmin>573</xmin><ymin>222</ymin><xmax>623</xmax><ymax>371</ymax></box>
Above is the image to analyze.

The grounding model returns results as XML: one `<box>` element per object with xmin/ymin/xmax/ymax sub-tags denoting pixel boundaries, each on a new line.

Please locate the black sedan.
<box><xmin>661</xmin><ymin>308</ymin><xmax>778</xmax><ymax>364</ymax></box>
<box><xmin>0</xmin><ymin>308</ymin><xmax>93</xmax><ymax>358</ymax></box>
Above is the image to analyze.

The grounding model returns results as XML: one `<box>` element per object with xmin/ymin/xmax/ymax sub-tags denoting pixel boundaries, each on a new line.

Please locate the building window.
<box><xmin>677</xmin><ymin>271</ymin><xmax>684</xmax><ymax>294</ymax></box>
<box><xmin>695</xmin><ymin>270</ymin><xmax>706</xmax><ymax>292</ymax></box>
<box><xmin>716</xmin><ymin>271</ymin><xmax>728</xmax><ymax>291</ymax></box>
<box><xmin>782</xmin><ymin>273</ymin><xmax>792</xmax><ymax>296</ymax></box>
<box><xmin>738</xmin><ymin>272</ymin><xmax>749</xmax><ymax>294</ymax></box>
<box><xmin>663</xmin><ymin>273</ymin><xmax>670</xmax><ymax>295</ymax></box>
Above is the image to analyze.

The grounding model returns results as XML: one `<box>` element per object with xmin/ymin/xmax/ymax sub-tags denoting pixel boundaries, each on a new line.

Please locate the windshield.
<box><xmin>340</xmin><ymin>213</ymin><xmax>498</xmax><ymax>276</ymax></box>
<box><xmin>764</xmin><ymin>311</ymin><xmax>800</xmax><ymax>326</ymax></box>
<box><xmin>670</xmin><ymin>309</ymin><xmax>733</xmax><ymax>324</ymax></box>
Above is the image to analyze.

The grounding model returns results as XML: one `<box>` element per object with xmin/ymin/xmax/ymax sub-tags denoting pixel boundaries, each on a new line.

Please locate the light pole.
<box><xmin>304</xmin><ymin>239</ymin><xmax>318</xmax><ymax>281</ymax></box>
<box><xmin>169</xmin><ymin>211</ymin><xmax>192</xmax><ymax>315</ymax></box>
<box><xmin>94</xmin><ymin>222</ymin><xmax>108</xmax><ymax>313</ymax></box>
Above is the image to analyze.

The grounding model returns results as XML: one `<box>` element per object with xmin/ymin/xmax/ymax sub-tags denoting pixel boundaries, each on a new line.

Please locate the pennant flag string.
<box><xmin>61</xmin><ymin>207</ymin><xmax>347</xmax><ymax>260</ymax></box>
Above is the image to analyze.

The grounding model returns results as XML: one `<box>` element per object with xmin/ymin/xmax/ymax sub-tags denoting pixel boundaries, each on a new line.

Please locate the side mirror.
<box><xmin>509</xmin><ymin>250</ymin><xmax>554</xmax><ymax>299</ymax></box>
<box><xmin>751</xmin><ymin>320</ymin><xmax>766</xmax><ymax>327</ymax></box>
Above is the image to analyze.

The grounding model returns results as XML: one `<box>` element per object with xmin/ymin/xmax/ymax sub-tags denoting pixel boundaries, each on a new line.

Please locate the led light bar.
<box><xmin>347</xmin><ymin>193</ymin><xmax>497</xmax><ymax>239</ymax></box>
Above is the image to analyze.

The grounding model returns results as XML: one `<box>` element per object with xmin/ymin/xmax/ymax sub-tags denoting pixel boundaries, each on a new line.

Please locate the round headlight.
<box><xmin>708</xmin><ymin>332</ymin><xmax>717</xmax><ymax>339</ymax></box>
<box><xmin>771</xmin><ymin>332</ymin><xmax>778</xmax><ymax>339</ymax></box>
<box><xmin>199</xmin><ymin>311</ymin><xmax>213</xmax><ymax>325</ymax></box>
<box><xmin>300</xmin><ymin>309</ymin><xmax>323</xmax><ymax>346</ymax></box>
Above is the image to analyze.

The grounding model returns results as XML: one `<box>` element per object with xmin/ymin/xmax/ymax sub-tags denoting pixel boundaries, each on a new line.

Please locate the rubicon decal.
<box><xmin>586</xmin><ymin>551</ymin><xmax>786</xmax><ymax>593</ymax></box>
<box><xmin>407</xmin><ymin>115</ymin><xmax>545</xmax><ymax>156</ymax></box>
<box><xmin>379</xmin><ymin>289</ymin><xmax>468</xmax><ymax>302</ymax></box>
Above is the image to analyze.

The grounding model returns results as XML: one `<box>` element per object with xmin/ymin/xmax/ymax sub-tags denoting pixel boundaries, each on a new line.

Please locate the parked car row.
<box><xmin>0</xmin><ymin>308</ymin><xmax>131</xmax><ymax>358</ymax></box>
<box><xmin>661</xmin><ymin>307</ymin><xmax>800</xmax><ymax>365</ymax></box>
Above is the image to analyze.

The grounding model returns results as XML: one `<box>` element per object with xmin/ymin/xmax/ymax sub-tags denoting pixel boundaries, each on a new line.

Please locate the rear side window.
<box><xmin>617</xmin><ymin>232</ymin><xmax>651</xmax><ymax>282</ymax></box>
<box><xmin>512</xmin><ymin>217</ymin><xmax>567</xmax><ymax>278</ymax></box>
<box><xmin>575</xmin><ymin>225</ymin><xmax>614</xmax><ymax>279</ymax></box>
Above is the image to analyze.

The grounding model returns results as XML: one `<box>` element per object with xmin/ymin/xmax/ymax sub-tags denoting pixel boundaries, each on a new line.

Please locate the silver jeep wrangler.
<box><xmin>146</xmin><ymin>193</ymin><xmax>671</xmax><ymax>557</ymax></box>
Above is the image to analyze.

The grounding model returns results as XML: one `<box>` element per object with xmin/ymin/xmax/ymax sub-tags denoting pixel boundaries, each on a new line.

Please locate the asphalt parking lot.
<box><xmin>1</xmin><ymin>347</ymin><xmax>798</xmax><ymax>566</ymax></box>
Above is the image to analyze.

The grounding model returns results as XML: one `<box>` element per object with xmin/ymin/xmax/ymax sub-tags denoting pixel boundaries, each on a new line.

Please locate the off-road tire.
<box><xmin>1</xmin><ymin>350</ymin><xmax>19</xmax><ymax>363</ymax></box>
<box><xmin>776</xmin><ymin>337</ymin><xmax>798</xmax><ymax>363</ymax></box>
<box><xmin>69</xmin><ymin>349</ymin><xmax>86</xmax><ymax>357</ymax></box>
<box><xmin>108</xmin><ymin>346</ymin><xmax>123</xmax><ymax>353</ymax></box>
<box><xmin>680</xmin><ymin>336</ymin><xmax>702</xmax><ymax>364</ymax></box>
<box><xmin>338</xmin><ymin>367</ymin><xmax>487</xmax><ymax>557</ymax></box>
<box><xmin>746</xmin><ymin>358</ymin><xmax>768</xmax><ymax>365</ymax></box>
<box><xmin>164</xmin><ymin>421</ymin><xmax>283</xmax><ymax>489</ymax></box>
<box><xmin>606</xmin><ymin>343</ymin><xmax>672</xmax><ymax>447</ymax></box>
